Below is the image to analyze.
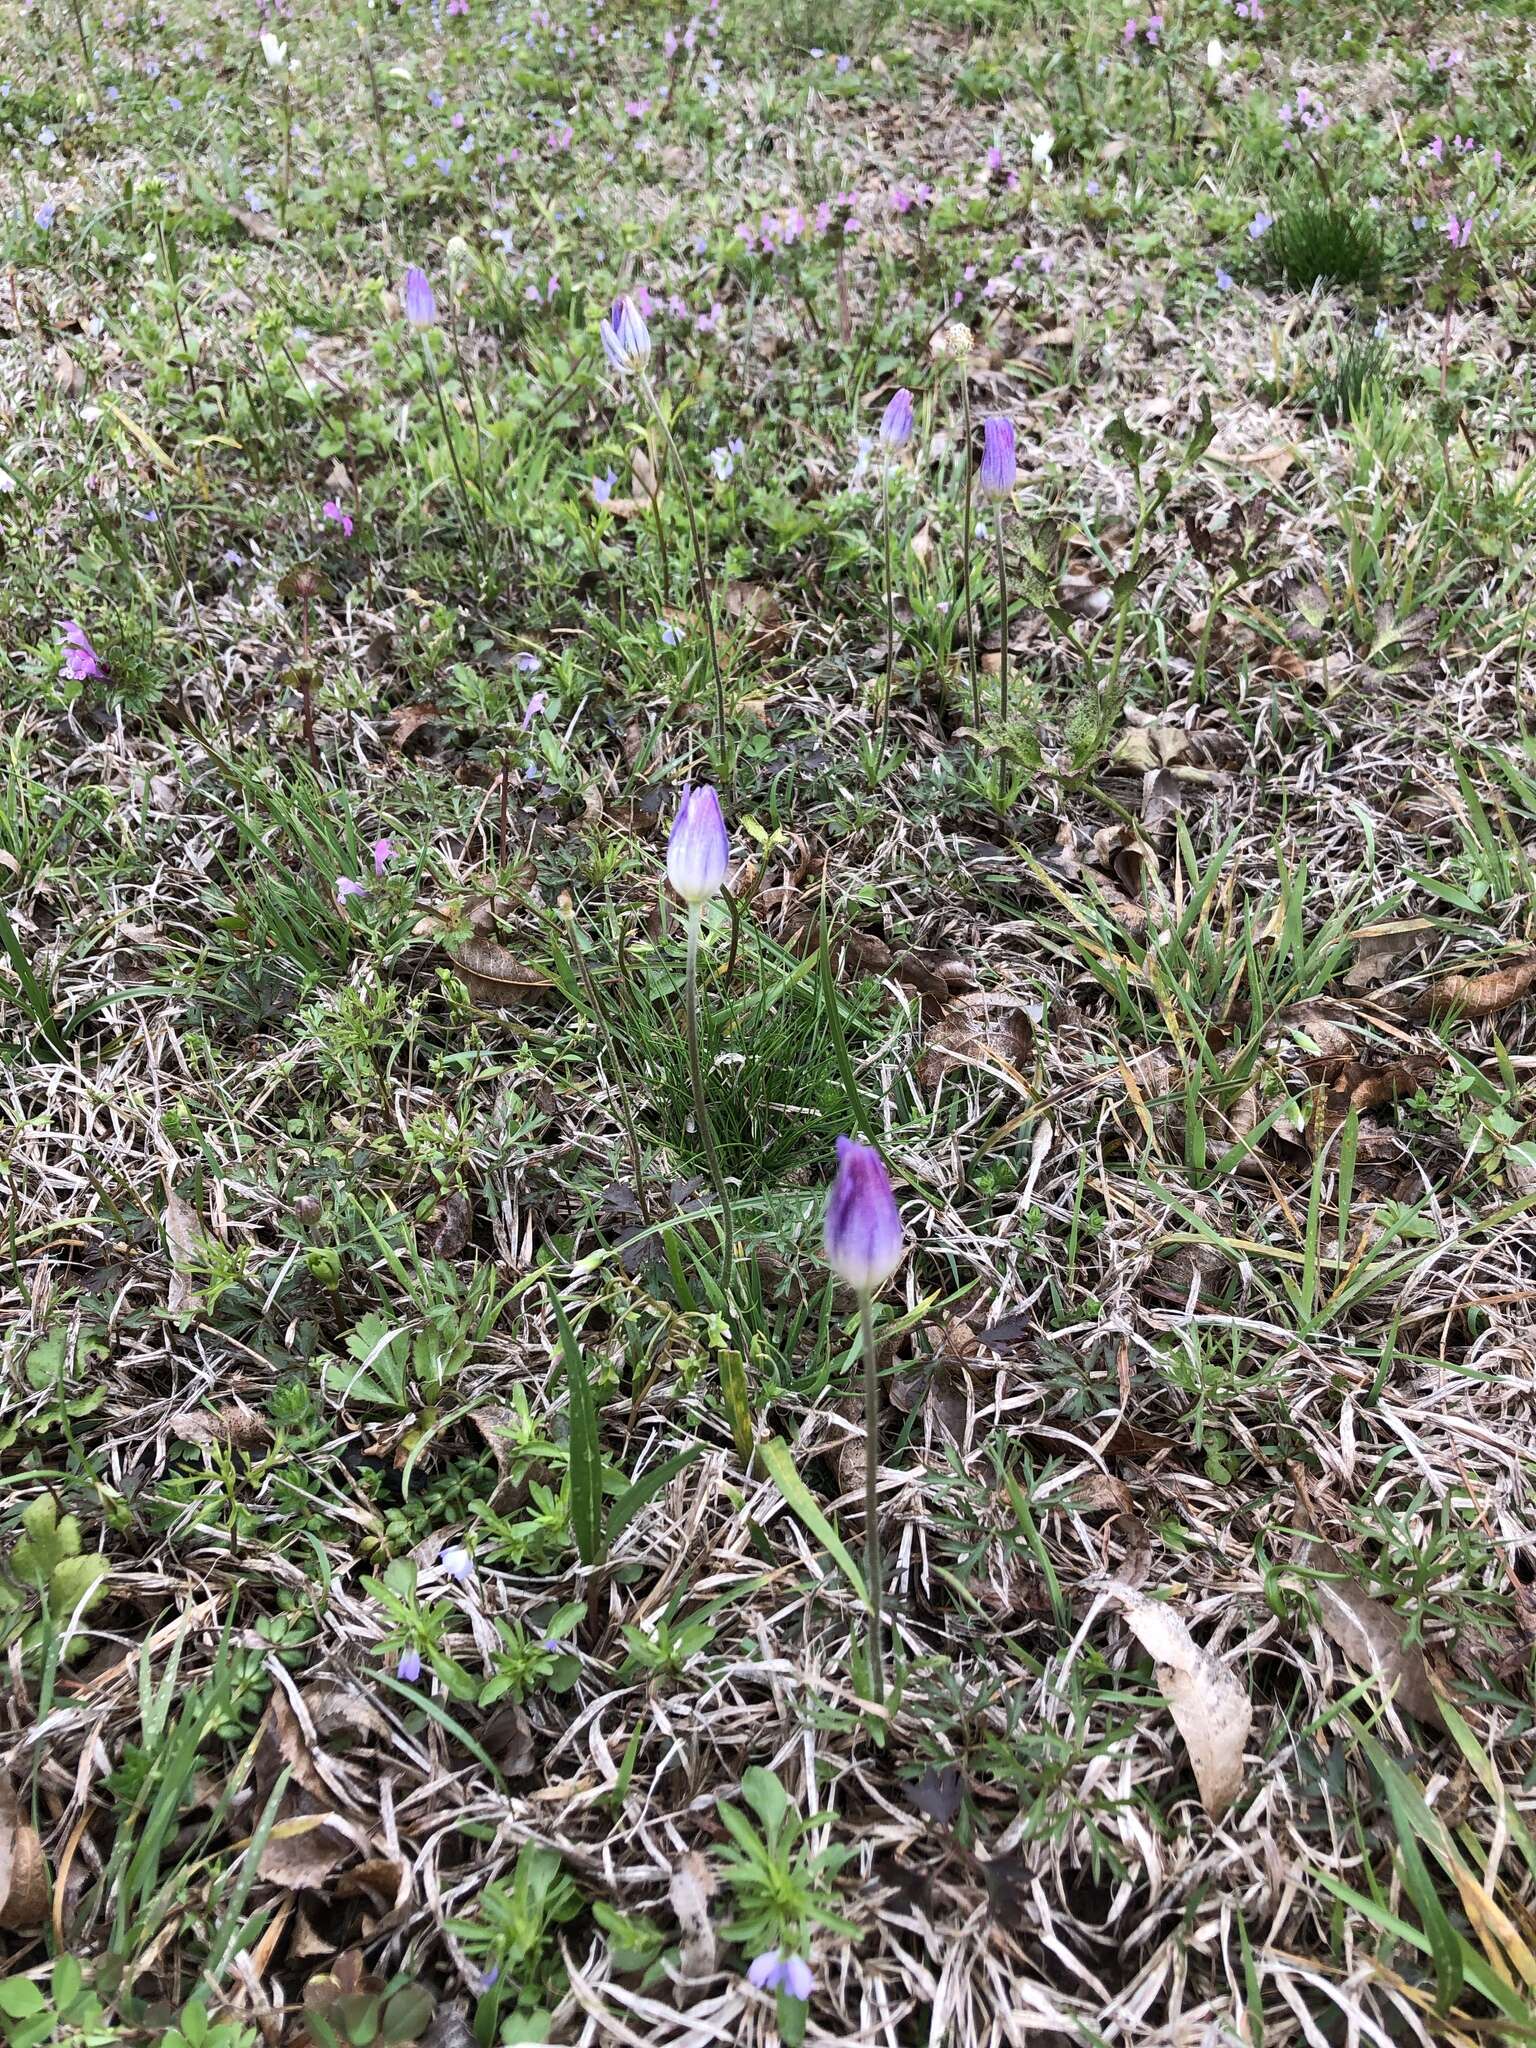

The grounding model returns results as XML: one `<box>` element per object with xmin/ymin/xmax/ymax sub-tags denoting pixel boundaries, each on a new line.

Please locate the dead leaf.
<box><xmin>229</xmin><ymin>206</ymin><xmax>282</xmax><ymax>242</ymax></box>
<box><xmin>909</xmin><ymin>1765</ymin><xmax>964</xmax><ymax>1824</ymax></box>
<box><xmin>917</xmin><ymin>992</ymin><xmax>1034</xmax><ymax>1091</ymax></box>
<box><xmin>1240</xmin><ymin>443</ymin><xmax>1298</xmax><ymax>485</ymax></box>
<box><xmin>52</xmin><ymin>344</ymin><xmax>85</xmax><ymax>397</ymax></box>
<box><xmin>162</xmin><ymin>1192</ymin><xmax>205</xmax><ymax>1316</ymax></box>
<box><xmin>449</xmin><ymin>937</ymin><xmax>557</xmax><ymax>1009</ymax></box>
<box><xmin>383</xmin><ymin>703</ymin><xmax>441</xmax><ymax>751</ymax></box>
<box><xmin>1105</xmin><ymin>1582</ymin><xmax>1251</xmax><ymax>1817</ymax></box>
<box><xmin>1406</xmin><ymin>950</ymin><xmax>1536</xmax><ymax>1022</ymax></box>
<box><xmin>725</xmin><ymin>579</ymin><xmax>788</xmax><ymax>650</ymax></box>
<box><xmin>1301</xmin><ymin>1540</ymin><xmax>1446</xmax><ymax>1727</ymax></box>
<box><xmin>0</xmin><ymin>1777</ymin><xmax>47</xmax><ymax>1932</ymax></box>
<box><xmin>669</xmin><ymin>1851</ymin><xmax>717</xmax><ymax>1994</ymax></box>
<box><xmin>427</xmin><ymin>1190</ymin><xmax>474</xmax><ymax>1259</ymax></box>
<box><xmin>1343</xmin><ymin>921</ymin><xmax>1434</xmax><ymax>992</ymax></box>
<box><xmin>169</xmin><ymin>1403</ymin><xmax>271</xmax><ymax>1449</ymax></box>
<box><xmin>1140</xmin><ymin>767</ymin><xmax>1184</xmax><ymax>835</ymax></box>
<box><xmin>257</xmin><ymin>1813</ymin><xmax>355</xmax><ymax>1891</ymax></box>
<box><xmin>1308</xmin><ymin>1050</ymin><xmax>1442</xmax><ymax>1147</ymax></box>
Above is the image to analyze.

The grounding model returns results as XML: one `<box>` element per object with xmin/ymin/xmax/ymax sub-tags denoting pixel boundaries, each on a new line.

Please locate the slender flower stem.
<box><xmin>565</xmin><ymin>905</ymin><xmax>650</xmax><ymax>1225</ymax></box>
<box><xmin>645</xmin><ymin>428</ymin><xmax>673</xmax><ymax>609</ymax></box>
<box><xmin>874</xmin><ymin>462</ymin><xmax>896</xmax><ymax>781</ymax></box>
<box><xmin>860</xmin><ymin>1291</ymin><xmax>884</xmax><ymax>1706</ymax></box>
<box><xmin>421</xmin><ymin>336</ymin><xmax>486</xmax><ymax>586</ymax></box>
<box><xmin>994</xmin><ymin>507</ymin><xmax>1010</xmax><ymax>731</ymax></box>
<box><xmin>685</xmin><ymin>903</ymin><xmax>733</xmax><ymax>1297</ymax></box>
<box><xmin>959</xmin><ymin>376</ymin><xmax>981</xmax><ymax>731</ymax></box>
<box><xmin>643</xmin><ymin>380</ymin><xmax>729</xmax><ymax>776</ymax></box>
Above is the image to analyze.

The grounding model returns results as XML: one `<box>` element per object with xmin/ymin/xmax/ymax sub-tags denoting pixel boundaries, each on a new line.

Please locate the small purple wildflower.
<box><xmin>402</xmin><ymin>265</ymin><xmax>438</xmax><ymax>327</ymax></box>
<box><xmin>879</xmin><ymin>387</ymin><xmax>914</xmax><ymax>450</ymax></box>
<box><xmin>59</xmin><ymin>619</ymin><xmax>104</xmax><ymax>682</ymax></box>
<box><xmin>440</xmin><ymin>1544</ymin><xmax>474</xmax><ymax>1582</ymax></box>
<box><xmin>397</xmin><ymin>1646</ymin><xmax>423</xmax><ymax>1683</ymax></box>
<box><xmin>371</xmin><ymin>837</ymin><xmax>396</xmax><ymax>876</ymax></box>
<box><xmin>335</xmin><ymin>875</ymin><xmax>368</xmax><ymax>909</ymax></box>
<box><xmin>520</xmin><ymin>689</ymin><xmax>549</xmax><ymax>731</ymax></box>
<box><xmin>322</xmin><ymin>498</ymin><xmax>354</xmax><ymax>537</ymax></box>
<box><xmin>747</xmin><ymin>1951</ymin><xmax>813</xmax><ymax>2000</ymax></box>
<box><xmin>977</xmin><ymin>416</ymin><xmax>1017</xmax><ymax>498</ymax></box>
<box><xmin>592</xmin><ymin>466</ymin><xmax>618</xmax><ymax>505</ymax></box>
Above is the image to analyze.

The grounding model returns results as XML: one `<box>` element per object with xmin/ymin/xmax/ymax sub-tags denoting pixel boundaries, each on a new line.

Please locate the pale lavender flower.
<box><xmin>335</xmin><ymin>875</ymin><xmax>368</xmax><ymax>908</ymax></box>
<box><xmin>667</xmin><ymin>784</ymin><xmax>729</xmax><ymax>904</ymax></box>
<box><xmin>402</xmin><ymin>265</ymin><xmax>438</xmax><ymax>327</ymax></box>
<box><xmin>396</xmin><ymin>1646</ymin><xmax>422</xmax><ymax>1682</ymax></box>
<box><xmin>592</xmin><ymin>466</ymin><xmax>618</xmax><ymax>504</ymax></box>
<box><xmin>322</xmin><ymin>498</ymin><xmax>354</xmax><ymax>536</ymax></box>
<box><xmin>520</xmin><ymin>689</ymin><xmax>549</xmax><ymax>731</ymax></box>
<box><xmin>1444</xmin><ymin>214</ymin><xmax>1473</xmax><ymax>249</ymax></box>
<box><xmin>879</xmin><ymin>387</ymin><xmax>914</xmax><ymax>450</ymax></box>
<box><xmin>824</xmin><ymin>1138</ymin><xmax>904</xmax><ymax>1295</ymax></box>
<box><xmin>1248</xmin><ymin>211</ymin><xmax>1273</xmax><ymax>240</ymax></box>
<box><xmin>600</xmin><ymin>293</ymin><xmax>651</xmax><ymax>374</ymax></box>
<box><xmin>440</xmin><ymin>1544</ymin><xmax>474</xmax><ymax>1582</ymax></box>
<box><xmin>977</xmin><ymin>416</ymin><xmax>1016</xmax><ymax>498</ymax></box>
<box><xmin>371</xmin><ymin>837</ymin><xmax>396</xmax><ymax>876</ymax></box>
<box><xmin>516</xmin><ymin>651</ymin><xmax>542</xmax><ymax>673</ymax></box>
<box><xmin>748</xmin><ymin>1951</ymin><xmax>813</xmax><ymax>2000</ymax></box>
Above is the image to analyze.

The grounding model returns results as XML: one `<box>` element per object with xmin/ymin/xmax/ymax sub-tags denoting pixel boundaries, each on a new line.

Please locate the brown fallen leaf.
<box><xmin>725</xmin><ymin>579</ymin><xmax>788</xmax><ymax>651</ymax></box>
<box><xmin>1307</xmin><ymin>1050</ymin><xmax>1443</xmax><ymax>1149</ymax></box>
<box><xmin>1106</xmin><ymin>1582</ymin><xmax>1252</xmax><ymax>1817</ymax></box>
<box><xmin>229</xmin><ymin>205</ymin><xmax>281</xmax><ymax>242</ymax></box>
<box><xmin>257</xmin><ymin>1812</ymin><xmax>356</xmax><ymax>1891</ymax></box>
<box><xmin>1406</xmin><ymin>951</ymin><xmax>1536</xmax><ymax>1022</ymax></box>
<box><xmin>0</xmin><ymin>1776</ymin><xmax>48</xmax><ymax>1933</ymax></box>
<box><xmin>427</xmin><ymin>1189</ymin><xmax>474</xmax><ymax>1258</ymax></box>
<box><xmin>1342</xmin><ymin>921</ymin><xmax>1434</xmax><ymax>992</ymax></box>
<box><xmin>1300</xmin><ymin>1539</ymin><xmax>1446</xmax><ymax>1727</ymax></box>
<box><xmin>917</xmin><ymin>992</ymin><xmax>1034</xmax><ymax>1091</ymax></box>
<box><xmin>52</xmin><ymin>344</ymin><xmax>85</xmax><ymax>397</ymax></box>
<box><xmin>169</xmin><ymin>1403</ymin><xmax>272</xmax><ymax>1449</ymax></box>
<box><xmin>449</xmin><ymin>936</ymin><xmax>557</xmax><ymax>1009</ymax></box>
<box><xmin>383</xmin><ymin>703</ymin><xmax>441</xmax><ymax>752</ymax></box>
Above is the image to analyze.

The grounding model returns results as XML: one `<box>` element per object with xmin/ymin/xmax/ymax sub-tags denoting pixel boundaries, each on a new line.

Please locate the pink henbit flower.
<box><xmin>371</xmin><ymin>837</ymin><xmax>396</xmax><ymax>876</ymax></box>
<box><xmin>335</xmin><ymin>875</ymin><xmax>368</xmax><ymax>908</ymax></box>
<box><xmin>1444</xmin><ymin>214</ymin><xmax>1473</xmax><ymax>249</ymax></box>
<box><xmin>519</xmin><ymin>690</ymin><xmax>549</xmax><ymax>732</ymax></box>
<box><xmin>322</xmin><ymin>498</ymin><xmax>354</xmax><ymax>537</ymax></box>
<box><xmin>59</xmin><ymin>618</ymin><xmax>104</xmax><ymax>681</ymax></box>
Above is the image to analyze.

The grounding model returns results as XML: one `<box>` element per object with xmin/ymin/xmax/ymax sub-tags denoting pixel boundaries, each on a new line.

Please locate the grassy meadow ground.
<box><xmin>4</xmin><ymin>0</ymin><xmax>1536</xmax><ymax>2041</ymax></box>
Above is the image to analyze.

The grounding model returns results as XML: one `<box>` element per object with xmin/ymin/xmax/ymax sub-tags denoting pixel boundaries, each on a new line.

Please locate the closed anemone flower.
<box><xmin>667</xmin><ymin>784</ymin><xmax>729</xmax><ymax>904</ymax></box>
<box><xmin>879</xmin><ymin>386</ymin><xmax>914</xmax><ymax>449</ymax></box>
<box><xmin>824</xmin><ymin>1138</ymin><xmax>904</xmax><ymax>1295</ymax></box>
<box><xmin>600</xmin><ymin>293</ymin><xmax>651</xmax><ymax>374</ymax></box>
<box><xmin>978</xmin><ymin>415</ymin><xmax>1016</xmax><ymax>497</ymax></box>
<box><xmin>402</xmin><ymin>265</ymin><xmax>437</xmax><ymax>327</ymax></box>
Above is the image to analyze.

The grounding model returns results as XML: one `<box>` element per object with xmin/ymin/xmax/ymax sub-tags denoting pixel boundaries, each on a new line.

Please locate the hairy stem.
<box><xmin>861</xmin><ymin>1291</ymin><xmax>884</xmax><ymax>1706</ymax></box>
<box><xmin>685</xmin><ymin>903</ymin><xmax>733</xmax><ymax>1299</ymax></box>
<box><xmin>960</xmin><ymin>376</ymin><xmax>980</xmax><ymax>732</ymax></box>
<box><xmin>874</xmin><ymin>462</ymin><xmax>896</xmax><ymax>781</ymax></box>
<box><xmin>645</xmin><ymin>380</ymin><xmax>728</xmax><ymax>778</ymax></box>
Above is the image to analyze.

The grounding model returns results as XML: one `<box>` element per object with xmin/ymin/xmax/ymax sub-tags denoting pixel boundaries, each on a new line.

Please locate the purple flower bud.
<box><xmin>402</xmin><ymin>265</ymin><xmax>438</xmax><ymax>327</ymax></box>
<box><xmin>396</xmin><ymin>1646</ymin><xmax>423</xmax><ymax>1683</ymax></box>
<box><xmin>879</xmin><ymin>387</ymin><xmax>914</xmax><ymax>450</ymax></box>
<box><xmin>977</xmin><ymin>416</ymin><xmax>1016</xmax><ymax>498</ymax></box>
<box><xmin>824</xmin><ymin>1138</ymin><xmax>905</xmax><ymax>1295</ymax></box>
<box><xmin>667</xmin><ymin>784</ymin><xmax>729</xmax><ymax>904</ymax></box>
<box><xmin>783</xmin><ymin>1954</ymin><xmax>813</xmax><ymax>2001</ymax></box>
<box><xmin>600</xmin><ymin>293</ymin><xmax>651</xmax><ymax>374</ymax></box>
<box><xmin>747</xmin><ymin>1950</ymin><xmax>783</xmax><ymax>1990</ymax></box>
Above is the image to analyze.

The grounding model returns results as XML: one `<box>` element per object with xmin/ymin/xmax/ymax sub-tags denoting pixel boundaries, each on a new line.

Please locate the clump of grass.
<box><xmin>1313</xmin><ymin>330</ymin><xmax>1391</xmax><ymax>423</ymax></box>
<box><xmin>1266</xmin><ymin>199</ymin><xmax>1384</xmax><ymax>291</ymax></box>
